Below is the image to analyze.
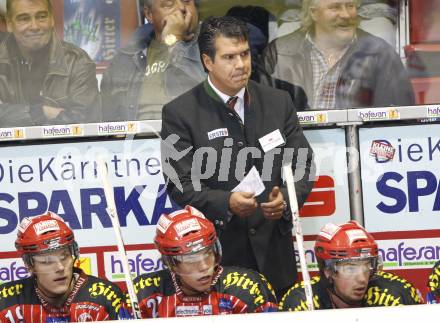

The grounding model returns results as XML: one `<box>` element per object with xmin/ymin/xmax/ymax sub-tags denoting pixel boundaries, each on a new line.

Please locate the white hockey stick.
<box><xmin>97</xmin><ymin>157</ymin><xmax>142</xmax><ymax>319</ymax></box>
<box><xmin>283</xmin><ymin>164</ymin><xmax>314</xmax><ymax>310</ymax></box>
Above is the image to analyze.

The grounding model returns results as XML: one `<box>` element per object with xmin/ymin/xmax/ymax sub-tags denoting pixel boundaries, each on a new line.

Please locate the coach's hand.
<box><xmin>229</xmin><ymin>192</ymin><xmax>257</xmax><ymax>217</ymax></box>
<box><xmin>261</xmin><ymin>186</ymin><xmax>287</xmax><ymax>220</ymax></box>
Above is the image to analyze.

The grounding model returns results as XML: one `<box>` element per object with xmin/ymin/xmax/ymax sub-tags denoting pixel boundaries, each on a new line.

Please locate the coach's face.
<box><xmin>203</xmin><ymin>35</ymin><xmax>251</xmax><ymax>97</ymax></box>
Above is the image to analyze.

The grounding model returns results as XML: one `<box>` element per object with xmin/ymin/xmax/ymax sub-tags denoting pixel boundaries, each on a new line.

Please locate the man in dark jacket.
<box><xmin>101</xmin><ymin>0</ymin><xmax>205</xmax><ymax>121</ymax></box>
<box><xmin>161</xmin><ymin>16</ymin><xmax>315</xmax><ymax>298</ymax></box>
<box><xmin>0</xmin><ymin>0</ymin><xmax>99</xmax><ymax>127</ymax></box>
<box><xmin>263</xmin><ymin>0</ymin><xmax>414</xmax><ymax>110</ymax></box>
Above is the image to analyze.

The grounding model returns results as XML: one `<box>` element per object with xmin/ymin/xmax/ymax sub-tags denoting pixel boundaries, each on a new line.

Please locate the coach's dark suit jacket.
<box><xmin>161</xmin><ymin>79</ymin><xmax>314</xmax><ymax>291</ymax></box>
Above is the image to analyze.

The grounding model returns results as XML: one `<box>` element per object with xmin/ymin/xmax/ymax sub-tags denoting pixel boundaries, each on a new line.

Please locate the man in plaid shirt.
<box><xmin>263</xmin><ymin>0</ymin><xmax>414</xmax><ymax>110</ymax></box>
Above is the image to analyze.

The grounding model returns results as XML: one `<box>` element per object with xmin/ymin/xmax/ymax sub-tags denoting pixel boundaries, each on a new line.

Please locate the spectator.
<box><xmin>263</xmin><ymin>0</ymin><xmax>414</xmax><ymax>110</ymax></box>
<box><xmin>0</xmin><ymin>0</ymin><xmax>99</xmax><ymax>127</ymax></box>
<box><xmin>133</xmin><ymin>205</ymin><xmax>277</xmax><ymax>318</ymax></box>
<box><xmin>280</xmin><ymin>221</ymin><xmax>423</xmax><ymax>310</ymax></box>
<box><xmin>161</xmin><ymin>16</ymin><xmax>315</xmax><ymax>299</ymax></box>
<box><xmin>101</xmin><ymin>0</ymin><xmax>205</xmax><ymax>121</ymax></box>
<box><xmin>0</xmin><ymin>212</ymin><xmax>128</xmax><ymax>321</ymax></box>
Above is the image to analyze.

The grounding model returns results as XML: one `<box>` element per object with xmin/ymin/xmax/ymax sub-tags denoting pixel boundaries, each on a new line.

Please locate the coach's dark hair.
<box><xmin>7</xmin><ymin>0</ymin><xmax>53</xmax><ymax>18</ymax></box>
<box><xmin>198</xmin><ymin>16</ymin><xmax>249</xmax><ymax>72</ymax></box>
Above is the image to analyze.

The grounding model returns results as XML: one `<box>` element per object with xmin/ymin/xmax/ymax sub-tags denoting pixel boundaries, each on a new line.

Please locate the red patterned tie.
<box><xmin>227</xmin><ymin>96</ymin><xmax>238</xmax><ymax>110</ymax></box>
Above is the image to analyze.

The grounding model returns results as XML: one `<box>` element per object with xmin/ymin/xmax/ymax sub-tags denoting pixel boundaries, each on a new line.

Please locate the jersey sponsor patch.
<box><xmin>175</xmin><ymin>305</ymin><xmax>200</xmax><ymax>316</ymax></box>
<box><xmin>33</xmin><ymin>220</ymin><xmax>60</xmax><ymax>236</ymax></box>
<box><xmin>202</xmin><ymin>304</ymin><xmax>213</xmax><ymax>315</ymax></box>
<box><xmin>218</xmin><ymin>298</ymin><xmax>233</xmax><ymax>313</ymax></box>
<box><xmin>207</xmin><ymin>128</ymin><xmax>228</xmax><ymax>140</ymax></box>
<box><xmin>77</xmin><ymin>313</ymin><xmax>94</xmax><ymax>321</ymax></box>
<box><xmin>45</xmin><ymin>316</ymin><xmax>70</xmax><ymax>322</ymax></box>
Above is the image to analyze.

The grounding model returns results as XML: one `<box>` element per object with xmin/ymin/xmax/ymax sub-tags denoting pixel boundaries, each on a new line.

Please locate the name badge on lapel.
<box><xmin>207</xmin><ymin>128</ymin><xmax>229</xmax><ymax>140</ymax></box>
<box><xmin>258</xmin><ymin>129</ymin><xmax>285</xmax><ymax>153</ymax></box>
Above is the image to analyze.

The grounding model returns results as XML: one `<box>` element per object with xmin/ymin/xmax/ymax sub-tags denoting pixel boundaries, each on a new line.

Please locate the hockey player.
<box><xmin>0</xmin><ymin>212</ymin><xmax>127</xmax><ymax>321</ymax></box>
<box><xmin>132</xmin><ymin>205</ymin><xmax>277</xmax><ymax>318</ymax></box>
<box><xmin>280</xmin><ymin>221</ymin><xmax>422</xmax><ymax>311</ymax></box>
<box><xmin>427</xmin><ymin>260</ymin><xmax>440</xmax><ymax>303</ymax></box>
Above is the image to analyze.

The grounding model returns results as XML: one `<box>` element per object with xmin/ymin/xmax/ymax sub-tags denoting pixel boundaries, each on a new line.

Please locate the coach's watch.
<box><xmin>164</xmin><ymin>34</ymin><xmax>178</xmax><ymax>46</ymax></box>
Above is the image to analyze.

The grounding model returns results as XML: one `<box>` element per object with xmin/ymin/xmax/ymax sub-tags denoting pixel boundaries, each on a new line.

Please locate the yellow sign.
<box><xmin>75</xmin><ymin>257</ymin><xmax>92</xmax><ymax>275</ymax></box>
<box><xmin>72</xmin><ymin>125</ymin><xmax>83</xmax><ymax>136</ymax></box>
<box><xmin>14</xmin><ymin>129</ymin><xmax>24</xmax><ymax>139</ymax></box>
<box><xmin>128</xmin><ymin>122</ymin><xmax>137</xmax><ymax>132</ymax></box>
<box><xmin>388</xmin><ymin>109</ymin><xmax>400</xmax><ymax>119</ymax></box>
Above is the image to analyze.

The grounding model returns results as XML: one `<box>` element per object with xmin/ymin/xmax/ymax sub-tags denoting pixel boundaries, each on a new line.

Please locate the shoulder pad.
<box><xmin>365</xmin><ymin>271</ymin><xmax>422</xmax><ymax>306</ymax></box>
<box><xmin>134</xmin><ymin>270</ymin><xmax>172</xmax><ymax>301</ymax></box>
<box><xmin>279</xmin><ymin>276</ymin><xmax>322</xmax><ymax>311</ymax></box>
<box><xmin>219</xmin><ymin>267</ymin><xmax>277</xmax><ymax>312</ymax></box>
<box><xmin>85</xmin><ymin>276</ymin><xmax>125</xmax><ymax>315</ymax></box>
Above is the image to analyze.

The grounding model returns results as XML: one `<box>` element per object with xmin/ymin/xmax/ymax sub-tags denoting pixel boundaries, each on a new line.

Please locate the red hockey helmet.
<box><xmin>154</xmin><ymin>206</ymin><xmax>221</xmax><ymax>266</ymax></box>
<box><xmin>15</xmin><ymin>212</ymin><xmax>79</xmax><ymax>264</ymax></box>
<box><xmin>315</xmin><ymin>221</ymin><xmax>379</xmax><ymax>275</ymax></box>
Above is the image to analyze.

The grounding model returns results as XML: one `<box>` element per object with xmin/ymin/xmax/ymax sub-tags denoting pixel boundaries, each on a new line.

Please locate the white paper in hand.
<box><xmin>232</xmin><ymin>166</ymin><xmax>265</xmax><ymax>196</ymax></box>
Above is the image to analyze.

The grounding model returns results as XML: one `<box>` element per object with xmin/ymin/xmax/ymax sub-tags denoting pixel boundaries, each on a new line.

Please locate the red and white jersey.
<box><xmin>0</xmin><ymin>268</ymin><xmax>125</xmax><ymax>322</ymax></box>
<box><xmin>132</xmin><ymin>266</ymin><xmax>278</xmax><ymax>318</ymax></box>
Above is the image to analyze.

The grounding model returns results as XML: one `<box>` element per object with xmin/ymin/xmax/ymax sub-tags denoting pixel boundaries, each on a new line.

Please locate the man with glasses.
<box><xmin>132</xmin><ymin>205</ymin><xmax>277</xmax><ymax>318</ymax></box>
<box><xmin>0</xmin><ymin>0</ymin><xmax>99</xmax><ymax>127</ymax></box>
<box><xmin>0</xmin><ymin>212</ymin><xmax>127</xmax><ymax>321</ymax></box>
<box><xmin>279</xmin><ymin>221</ymin><xmax>422</xmax><ymax>310</ymax></box>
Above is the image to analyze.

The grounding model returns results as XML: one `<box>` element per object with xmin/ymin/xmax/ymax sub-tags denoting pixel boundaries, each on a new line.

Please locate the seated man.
<box><xmin>101</xmin><ymin>0</ymin><xmax>205</xmax><ymax>121</ymax></box>
<box><xmin>427</xmin><ymin>260</ymin><xmax>440</xmax><ymax>303</ymax></box>
<box><xmin>132</xmin><ymin>206</ymin><xmax>277</xmax><ymax>318</ymax></box>
<box><xmin>0</xmin><ymin>0</ymin><xmax>99</xmax><ymax>127</ymax></box>
<box><xmin>263</xmin><ymin>0</ymin><xmax>414</xmax><ymax>110</ymax></box>
<box><xmin>0</xmin><ymin>212</ymin><xmax>127</xmax><ymax>321</ymax></box>
<box><xmin>280</xmin><ymin>221</ymin><xmax>422</xmax><ymax>311</ymax></box>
